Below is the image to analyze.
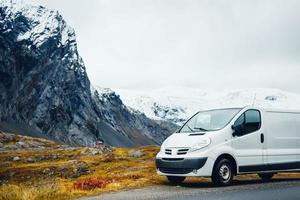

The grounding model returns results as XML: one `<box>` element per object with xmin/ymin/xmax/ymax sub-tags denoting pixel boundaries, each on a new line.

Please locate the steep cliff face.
<box><xmin>92</xmin><ymin>87</ymin><xmax>177</xmax><ymax>146</ymax></box>
<box><xmin>0</xmin><ymin>1</ymin><xmax>177</xmax><ymax>146</ymax></box>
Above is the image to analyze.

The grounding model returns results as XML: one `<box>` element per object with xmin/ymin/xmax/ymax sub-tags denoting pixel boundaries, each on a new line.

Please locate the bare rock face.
<box><xmin>0</xmin><ymin>1</ymin><xmax>177</xmax><ymax>147</ymax></box>
<box><xmin>0</xmin><ymin>1</ymin><xmax>99</xmax><ymax>146</ymax></box>
<box><xmin>92</xmin><ymin>87</ymin><xmax>178</xmax><ymax>146</ymax></box>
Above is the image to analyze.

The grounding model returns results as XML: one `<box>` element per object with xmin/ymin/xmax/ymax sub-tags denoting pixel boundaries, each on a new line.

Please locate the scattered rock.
<box><xmin>52</xmin><ymin>155</ymin><xmax>58</xmax><ymax>160</ymax></box>
<box><xmin>0</xmin><ymin>142</ymin><xmax>3</xmax><ymax>148</ymax></box>
<box><xmin>91</xmin><ymin>149</ymin><xmax>100</xmax><ymax>155</ymax></box>
<box><xmin>59</xmin><ymin>145</ymin><xmax>70</xmax><ymax>150</ymax></box>
<box><xmin>43</xmin><ymin>168</ymin><xmax>50</xmax><ymax>174</ymax></box>
<box><xmin>9</xmin><ymin>172</ymin><xmax>16</xmax><ymax>177</ymax></box>
<box><xmin>25</xmin><ymin>157</ymin><xmax>36</xmax><ymax>163</ymax></box>
<box><xmin>6</xmin><ymin>145</ymin><xmax>18</xmax><ymax>150</ymax></box>
<box><xmin>0</xmin><ymin>132</ymin><xmax>15</xmax><ymax>143</ymax></box>
<box><xmin>128</xmin><ymin>150</ymin><xmax>145</xmax><ymax>158</ymax></box>
<box><xmin>13</xmin><ymin>156</ymin><xmax>20</xmax><ymax>161</ymax></box>
<box><xmin>80</xmin><ymin>147</ymin><xmax>109</xmax><ymax>156</ymax></box>
<box><xmin>16</xmin><ymin>141</ymin><xmax>27</xmax><ymax>148</ymax></box>
<box><xmin>28</xmin><ymin>141</ymin><xmax>45</xmax><ymax>148</ymax></box>
<box><xmin>42</xmin><ymin>168</ymin><xmax>54</xmax><ymax>176</ymax></box>
<box><xmin>36</xmin><ymin>156</ymin><xmax>45</xmax><ymax>162</ymax></box>
<box><xmin>59</xmin><ymin>160</ymin><xmax>89</xmax><ymax>178</ymax></box>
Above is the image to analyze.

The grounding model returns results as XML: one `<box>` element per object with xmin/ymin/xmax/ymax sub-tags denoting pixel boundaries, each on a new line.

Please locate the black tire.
<box><xmin>211</xmin><ymin>158</ymin><xmax>234</xmax><ymax>186</ymax></box>
<box><xmin>167</xmin><ymin>176</ymin><xmax>185</xmax><ymax>185</ymax></box>
<box><xmin>258</xmin><ymin>173</ymin><xmax>275</xmax><ymax>182</ymax></box>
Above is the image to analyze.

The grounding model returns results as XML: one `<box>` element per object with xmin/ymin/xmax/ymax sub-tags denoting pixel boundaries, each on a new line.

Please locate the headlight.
<box><xmin>160</xmin><ymin>136</ymin><xmax>172</xmax><ymax>153</ymax></box>
<box><xmin>189</xmin><ymin>138</ymin><xmax>211</xmax><ymax>152</ymax></box>
<box><xmin>159</xmin><ymin>140</ymin><xmax>167</xmax><ymax>153</ymax></box>
<box><xmin>160</xmin><ymin>144</ymin><xmax>165</xmax><ymax>153</ymax></box>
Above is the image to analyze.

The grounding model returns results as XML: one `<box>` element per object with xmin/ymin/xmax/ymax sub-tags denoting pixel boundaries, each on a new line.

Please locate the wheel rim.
<box><xmin>219</xmin><ymin>164</ymin><xmax>231</xmax><ymax>181</ymax></box>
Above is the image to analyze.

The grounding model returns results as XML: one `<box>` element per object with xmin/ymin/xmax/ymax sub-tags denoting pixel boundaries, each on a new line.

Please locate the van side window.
<box><xmin>234</xmin><ymin>109</ymin><xmax>261</xmax><ymax>136</ymax></box>
<box><xmin>244</xmin><ymin>110</ymin><xmax>261</xmax><ymax>133</ymax></box>
<box><xmin>235</xmin><ymin>113</ymin><xmax>245</xmax><ymax>128</ymax></box>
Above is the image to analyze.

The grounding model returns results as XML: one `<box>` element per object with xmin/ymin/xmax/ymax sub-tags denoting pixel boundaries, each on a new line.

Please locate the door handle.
<box><xmin>260</xmin><ymin>133</ymin><xmax>264</xmax><ymax>143</ymax></box>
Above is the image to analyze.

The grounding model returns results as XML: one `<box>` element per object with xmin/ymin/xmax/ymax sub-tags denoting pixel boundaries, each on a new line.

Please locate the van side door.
<box><xmin>265</xmin><ymin>111</ymin><xmax>300</xmax><ymax>170</ymax></box>
<box><xmin>231</xmin><ymin>109</ymin><xmax>265</xmax><ymax>173</ymax></box>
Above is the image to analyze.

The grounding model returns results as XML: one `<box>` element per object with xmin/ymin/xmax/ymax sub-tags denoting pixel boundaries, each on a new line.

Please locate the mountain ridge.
<box><xmin>0</xmin><ymin>1</ymin><xmax>177</xmax><ymax>147</ymax></box>
<box><xmin>116</xmin><ymin>87</ymin><xmax>300</xmax><ymax>125</ymax></box>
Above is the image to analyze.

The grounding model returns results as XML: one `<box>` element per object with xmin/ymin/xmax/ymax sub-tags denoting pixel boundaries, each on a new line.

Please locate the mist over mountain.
<box><xmin>116</xmin><ymin>87</ymin><xmax>300</xmax><ymax>125</ymax></box>
<box><xmin>0</xmin><ymin>1</ymin><xmax>177</xmax><ymax>147</ymax></box>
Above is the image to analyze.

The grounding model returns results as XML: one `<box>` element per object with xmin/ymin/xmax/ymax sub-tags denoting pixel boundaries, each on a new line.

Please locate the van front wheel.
<box><xmin>167</xmin><ymin>176</ymin><xmax>185</xmax><ymax>185</ymax></box>
<box><xmin>258</xmin><ymin>173</ymin><xmax>275</xmax><ymax>182</ymax></box>
<box><xmin>212</xmin><ymin>158</ymin><xmax>234</xmax><ymax>186</ymax></box>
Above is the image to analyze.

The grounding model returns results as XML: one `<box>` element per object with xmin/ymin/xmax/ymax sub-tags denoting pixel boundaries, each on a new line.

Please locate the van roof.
<box><xmin>198</xmin><ymin>106</ymin><xmax>300</xmax><ymax>114</ymax></box>
<box><xmin>263</xmin><ymin>108</ymin><xmax>300</xmax><ymax>113</ymax></box>
<box><xmin>197</xmin><ymin>107</ymin><xmax>244</xmax><ymax>112</ymax></box>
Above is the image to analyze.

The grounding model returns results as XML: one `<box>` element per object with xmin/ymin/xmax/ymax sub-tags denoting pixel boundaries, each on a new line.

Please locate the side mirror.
<box><xmin>175</xmin><ymin>128</ymin><xmax>181</xmax><ymax>133</ymax></box>
<box><xmin>231</xmin><ymin>124</ymin><xmax>236</xmax><ymax>131</ymax></box>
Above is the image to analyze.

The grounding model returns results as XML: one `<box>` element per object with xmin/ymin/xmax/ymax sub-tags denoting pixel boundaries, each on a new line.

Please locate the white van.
<box><xmin>156</xmin><ymin>106</ymin><xmax>300</xmax><ymax>186</ymax></box>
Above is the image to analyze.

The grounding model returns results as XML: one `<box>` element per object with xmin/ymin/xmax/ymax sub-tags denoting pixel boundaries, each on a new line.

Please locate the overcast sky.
<box><xmin>28</xmin><ymin>0</ymin><xmax>300</xmax><ymax>93</ymax></box>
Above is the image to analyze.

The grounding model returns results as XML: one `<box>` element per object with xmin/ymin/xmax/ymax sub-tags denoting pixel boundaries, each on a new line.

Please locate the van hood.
<box><xmin>164</xmin><ymin>133</ymin><xmax>209</xmax><ymax>148</ymax></box>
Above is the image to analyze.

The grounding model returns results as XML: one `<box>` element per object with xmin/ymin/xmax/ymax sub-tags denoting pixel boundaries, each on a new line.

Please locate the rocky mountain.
<box><xmin>116</xmin><ymin>87</ymin><xmax>300</xmax><ymax>125</ymax></box>
<box><xmin>0</xmin><ymin>1</ymin><xmax>177</xmax><ymax>147</ymax></box>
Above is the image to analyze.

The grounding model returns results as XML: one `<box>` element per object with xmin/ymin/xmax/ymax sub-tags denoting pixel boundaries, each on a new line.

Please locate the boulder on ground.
<box><xmin>59</xmin><ymin>160</ymin><xmax>89</xmax><ymax>178</ymax></box>
<box><xmin>0</xmin><ymin>132</ymin><xmax>15</xmax><ymax>143</ymax></box>
<box><xmin>16</xmin><ymin>141</ymin><xmax>28</xmax><ymax>148</ymax></box>
<box><xmin>25</xmin><ymin>157</ymin><xmax>36</xmax><ymax>163</ymax></box>
<box><xmin>13</xmin><ymin>156</ymin><xmax>20</xmax><ymax>161</ymax></box>
<box><xmin>128</xmin><ymin>150</ymin><xmax>145</xmax><ymax>158</ymax></box>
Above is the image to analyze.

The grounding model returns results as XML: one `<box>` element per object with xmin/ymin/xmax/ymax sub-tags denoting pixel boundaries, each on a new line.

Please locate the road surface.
<box><xmin>79</xmin><ymin>178</ymin><xmax>300</xmax><ymax>200</ymax></box>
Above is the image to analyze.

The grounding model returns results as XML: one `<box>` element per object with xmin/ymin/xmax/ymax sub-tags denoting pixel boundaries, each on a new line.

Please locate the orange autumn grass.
<box><xmin>1</xmin><ymin>141</ymin><xmax>300</xmax><ymax>200</ymax></box>
<box><xmin>0</xmin><ymin>144</ymin><xmax>166</xmax><ymax>200</ymax></box>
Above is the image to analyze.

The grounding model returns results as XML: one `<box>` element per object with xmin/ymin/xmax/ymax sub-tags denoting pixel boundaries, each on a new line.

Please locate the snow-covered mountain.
<box><xmin>116</xmin><ymin>87</ymin><xmax>300</xmax><ymax>125</ymax></box>
<box><xmin>0</xmin><ymin>1</ymin><xmax>177</xmax><ymax>147</ymax></box>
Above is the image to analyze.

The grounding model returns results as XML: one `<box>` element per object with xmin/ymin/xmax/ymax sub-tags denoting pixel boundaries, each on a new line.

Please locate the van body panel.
<box><xmin>264</xmin><ymin>111</ymin><xmax>300</xmax><ymax>165</ymax></box>
<box><xmin>156</xmin><ymin>106</ymin><xmax>300</xmax><ymax>180</ymax></box>
<box><xmin>164</xmin><ymin>133</ymin><xmax>209</xmax><ymax>148</ymax></box>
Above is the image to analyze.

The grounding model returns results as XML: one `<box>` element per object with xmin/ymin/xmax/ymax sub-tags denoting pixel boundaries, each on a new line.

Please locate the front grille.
<box><xmin>165</xmin><ymin>149</ymin><xmax>172</xmax><ymax>155</ymax></box>
<box><xmin>162</xmin><ymin>158</ymin><xmax>184</xmax><ymax>161</ymax></box>
<box><xmin>159</xmin><ymin>168</ymin><xmax>193</xmax><ymax>174</ymax></box>
<box><xmin>177</xmin><ymin>148</ymin><xmax>189</xmax><ymax>155</ymax></box>
<box><xmin>189</xmin><ymin>133</ymin><xmax>204</xmax><ymax>136</ymax></box>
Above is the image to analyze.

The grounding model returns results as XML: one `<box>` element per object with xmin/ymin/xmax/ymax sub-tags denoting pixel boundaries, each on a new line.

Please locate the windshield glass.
<box><xmin>179</xmin><ymin>108</ymin><xmax>241</xmax><ymax>133</ymax></box>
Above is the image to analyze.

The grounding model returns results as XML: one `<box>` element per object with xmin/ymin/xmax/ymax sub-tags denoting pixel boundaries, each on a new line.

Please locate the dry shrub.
<box><xmin>73</xmin><ymin>173</ymin><xmax>144</xmax><ymax>191</ymax></box>
<box><xmin>73</xmin><ymin>178</ymin><xmax>109</xmax><ymax>190</ymax></box>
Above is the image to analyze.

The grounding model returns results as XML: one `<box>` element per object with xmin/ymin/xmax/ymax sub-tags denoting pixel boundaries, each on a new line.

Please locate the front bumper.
<box><xmin>156</xmin><ymin>157</ymin><xmax>207</xmax><ymax>175</ymax></box>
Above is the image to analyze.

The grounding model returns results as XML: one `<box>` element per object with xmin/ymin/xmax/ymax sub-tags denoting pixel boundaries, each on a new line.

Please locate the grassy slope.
<box><xmin>0</xmin><ymin>132</ymin><xmax>299</xmax><ymax>200</ymax></box>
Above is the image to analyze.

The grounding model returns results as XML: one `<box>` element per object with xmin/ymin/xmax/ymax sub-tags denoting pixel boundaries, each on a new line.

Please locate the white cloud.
<box><xmin>28</xmin><ymin>0</ymin><xmax>300</xmax><ymax>93</ymax></box>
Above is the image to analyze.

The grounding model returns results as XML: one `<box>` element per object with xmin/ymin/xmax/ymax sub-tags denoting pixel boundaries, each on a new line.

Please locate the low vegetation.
<box><xmin>0</xmin><ymin>131</ymin><xmax>299</xmax><ymax>200</ymax></box>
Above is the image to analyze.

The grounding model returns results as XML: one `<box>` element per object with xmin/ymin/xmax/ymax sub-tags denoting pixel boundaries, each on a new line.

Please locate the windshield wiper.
<box><xmin>193</xmin><ymin>127</ymin><xmax>208</xmax><ymax>132</ymax></box>
<box><xmin>186</xmin><ymin>124</ymin><xmax>196</xmax><ymax>132</ymax></box>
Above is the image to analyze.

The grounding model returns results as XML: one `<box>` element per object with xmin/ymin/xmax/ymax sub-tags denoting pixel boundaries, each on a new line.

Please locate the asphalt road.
<box><xmin>79</xmin><ymin>178</ymin><xmax>300</xmax><ymax>200</ymax></box>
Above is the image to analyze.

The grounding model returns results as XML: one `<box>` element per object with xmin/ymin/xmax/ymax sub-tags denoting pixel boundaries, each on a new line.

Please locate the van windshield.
<box><xmin>179</xmin><ymin>108</ymin><xmax>241</xmax><ymax>133</ymax></box>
